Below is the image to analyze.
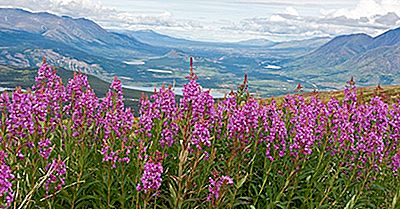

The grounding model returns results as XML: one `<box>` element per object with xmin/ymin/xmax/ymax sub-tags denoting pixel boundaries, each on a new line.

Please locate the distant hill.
<box><xmin>124</xmin><ymin>29</ymin><xmax>329</xmax><ymax>51</ymax></box>
<box><xmin>121</xmin><ymin>29</ymin><xmax>204</xmax><ymax>48</ymax></box>
<box><xmin>288</xmin><ymin>26</ymin><xmax>400</xmax><ymax>88</ymax></box>
<box><xmin>270</xmin><ymin>37</ymin><xmax>331</xmax><ymax>50</ymax></box>
<box><xmin>0</xmin><ymin>8</ymin><xmax>168</xmax><ymax>59</ymax></box>
<box><xmin>297</xmin><ymin>33</ymin><xmax>373</xmax><ymax>67</ymax></box>
<box><xmin>0</xmin><ymin>8</ymin><xmax>110</xmax><ymax>44</ymax></box>
<box><xmin>122</xmin><ymin>29</ymin><xmax>276</xmax><ymax>50</ymax></box>
<box><xmin>1</xmin><ymin>7</ymin><xmax>399</xmax><ymax>97</ymax></box>
<box><xmin>368</xmin><ymin>27</ymin><xmax>400</xmax><ymax>49</ymax></box>
<box><xmin>0</xmin><ymin>7</ymin><xmax>171</xmax><ymax>81</ymax></box>
<box><xmin>236</xmin><ymin>38</ymin><xmax>275</xmax><ymax>47</ymax></box>
<box><xmin>342</xmin><ymin>44</ymin><xmax>400</xmax><ymax>84</ymax></box>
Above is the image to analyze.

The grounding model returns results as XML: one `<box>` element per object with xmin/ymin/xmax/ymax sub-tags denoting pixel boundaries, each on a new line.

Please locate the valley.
<box><xmin>1</xmin><ymin>8</ymin><xmax>399</xmax><ymax>98</ymax></box>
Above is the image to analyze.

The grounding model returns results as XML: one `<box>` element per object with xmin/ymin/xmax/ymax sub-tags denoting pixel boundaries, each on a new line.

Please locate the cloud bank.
<box><xmin>1</xmin><ymin>0</ymin><xmax>399</xmax><ymax>41</ymax></box>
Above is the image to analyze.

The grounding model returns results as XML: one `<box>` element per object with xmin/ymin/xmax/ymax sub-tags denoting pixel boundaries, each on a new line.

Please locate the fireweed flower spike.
<box><xmin>192</xmin><ymin>121</ymin><xmax>211</xmax><ymax>150</ymax></box>
<box><xmin>32</xmin><ymin>63</ymin><xmax>66</xmax><ymax>133</ymax></box>
<box><xmin>179</xmin><ymin>58</ymin><xmax>215</xmax><ymax>151</ymax></box>
<box><xmin>207</xmin><ymin>174</ymin><xmax>233</xmax><ymax>206</ymax></box>
<box><xmin>261</xmin><ymin>100</ymin><xmax>287</xmax><ymax>160</ymax></box>
<box><xmin>45</xmin><ymin>157</ymin><xmax>67</xmax><ymax>195</ymax></box>
<box><xmin>228</xmin><ymin>98</ymin><xmax>260</xmax><ymax>145</ymax></box>
<box><xmin>0</xmin><ymin>92</ymin><xmax>9</xmax><ymax>142</ymax></box>
<box><xmin>6</xmin><ymin>88</ymin><xmax>35</xmax><ymax>141</ymax></box>
<box><xmin>139</xmin><ymin>85</ymin><xmax>178</xmax><ymax>147</ymax></box>
<box><xmin>0</xmin><ymin>151</ymin><xmax>14</xmax><ymax>208</ymax></box>
<box><xmin>98</xmin><ymin>77</ymin><xmax>134</xmax><ymax>168</ymax></box>
<box><xmin>138</xmin><ymin>94</ymin><xmax>154</xmax><ymax>138</ymax></box>
<box><xmin>38</xmin><ymin>138</ymin><xmax>53</xmax><ymax>160</ymax></box>
<box><xmin>137</xmin><ymin>157</ymin><xmax>164</xmax><ymax>194</ymax></box>
<box><xmin>65</xmin><ymin>73</ymin><xmax>99</xmax><ymax>138</ymax></box>
<box><xmin>389</xmin><ymin>100</ymin><xmax>400</xmax><ymax>173</ymax></box>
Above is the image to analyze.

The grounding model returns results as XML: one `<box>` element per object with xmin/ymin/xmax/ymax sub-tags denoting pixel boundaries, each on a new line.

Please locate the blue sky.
<box><xmin>1</xmin><ymin>0</ymin><xmax>400</xmax><ymax>41</ymax></box>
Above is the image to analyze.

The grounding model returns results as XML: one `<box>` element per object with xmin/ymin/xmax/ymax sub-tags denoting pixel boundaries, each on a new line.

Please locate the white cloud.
<box><xmin>269</xmin><ymin>15</ymin><xmax>286</xmax><ymax>22</ymax></box>
<box><xmin>331</xmin><ymin>0</ymin><xmax>400</xmax><ymax>19</ymax></box>
<box><xmin>333</xmin><ymin>0</ymin><xmax>382</xmax><ymax>18</ymax></box>
<box><xmin>0</xmin><ymin>0</ymin><xmax>399</xmax><ymax>41</ymax></box>
<box><xmin>233</xmin><ymin>0</ymin><xmax>355</xmax><ymax>7</ymax></box>
<box><xmin>224</xmin><ymin>11</ymin><xmax>398</xmax><ymax>41</ymax></box>
<box><xmin>0</xmin><ymin>0</ymin><xmax>201</xmax><ymax>30</ymax></box>
<box><xmin>0</xmin><ymin>0</ymin><xmax>108</xmax><ymax>18</ymax></box>
<box><xmin>284</xmin><ymin>7</ymin><xmax>299</xmax><ymax>16</ymax></box>
<box><xmin>224</xmin><ymin>0</ymin><xmax>400</xmax><ymax>41</ymax></box>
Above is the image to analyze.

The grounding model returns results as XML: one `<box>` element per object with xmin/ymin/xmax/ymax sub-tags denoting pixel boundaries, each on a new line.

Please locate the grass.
<box><xmin>264</xmin><ymin>85</ymin><xmax>400</xmax><ymax>105</ymax></box>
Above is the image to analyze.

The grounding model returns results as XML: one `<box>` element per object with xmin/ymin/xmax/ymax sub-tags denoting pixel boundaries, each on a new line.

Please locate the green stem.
<box><xmin>325</xmin><ymin>161</ymin><xmax>358</xmax><ymax>209</ymax></box>
<box><xmin>121</xmin><ymin>164</ymin><xmax>126</xmax><ymax>209</ymax></box>
<box><xmin>269</xmin><ymin>157</ymin><xmax>300</xmax><ymax>208</ymax></box>
<box><xmin>107</xmin><ymin>165</ymin><xmax>112</xmax><ymax>207</ymax></box>
<box><xmin>304</xmin><ymin>137</ymin><xmax>329</xmax><ymax>206</ymax></box>
<box><xmin>254</xmin><ymin>158</ymin><xmax>272</xmax><ymax>206</ymax></box>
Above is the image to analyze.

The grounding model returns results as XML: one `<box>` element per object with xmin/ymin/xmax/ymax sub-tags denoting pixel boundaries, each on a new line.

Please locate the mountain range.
<box><xmin>289</xmin><ymin>27</ymin><xmax>400</xmax><ymax>88</ymax></box>
<box><xmin>0</xmin><ymin>8</ymin><xmax>399</xmax><ymax>97</ymax></box>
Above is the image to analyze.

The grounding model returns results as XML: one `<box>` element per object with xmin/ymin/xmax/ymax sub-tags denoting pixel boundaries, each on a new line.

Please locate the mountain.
<box><xmin>2</xmin><ymin>8</ymin><xmax>399</xmax><ymax>97</ymax></box>
<box><xmin>342</xmin><ymin>44</ymin><xmax>400</xmax><ymax>84</ymax></box>
<box><xmin>120</xmin><ymin>29</ymin><xmax>202</xmax><ymax>48</ymax></box>
<box><xmin>123</xmin><ymin>29</ymin><xmax>273</xmax><ymax>48</ymax></box>
<box><xmin>368</xmin><ymin>27</ymin><xmax>400</xmax><ymax>49</ymax></box>
<box><xmin>0</xmin><ymin>8</ymin><xmax>178</xmax><ymax>87</ymax></box>
<box><xmin>270</xmin><ymin>37</ymin><xmax>331</xmax><ymax>50</ymax></box>
<box><xmin>0</xmin><ymin>29</ymin><xmax>109</xmax><ymax>75</ymax></box>
<box><xmin>0</xmin><ymin>8</ymin><xmax>168</xmax><ymax>60</ymax></box>
<box><xmin>122</xmin><ymin>29</ymin><xmax>329</xmax><ymax>61</ymax></box>
<box><xmin>236</xmin><ymin>38</ymin><xmax>275</xmax><ymax>47</ymax></box>
<box><xmin>286</xmin><ymin>27</ymin><xmax>400</xmax><ymax>88</ymax></box>
<box><xmin>0</xmin><ymin>8</ymin><xmax>110</xmax><ymax>44</ymax></box>
<box><xmin>296</xmin><ymin>33</ymin><xmax>373</xmax><ymax>67</ymax></box>
<box><xmin>125</xmin><ymin>29</ymin><xmax>328</xmax><ymax>52</ymax></box>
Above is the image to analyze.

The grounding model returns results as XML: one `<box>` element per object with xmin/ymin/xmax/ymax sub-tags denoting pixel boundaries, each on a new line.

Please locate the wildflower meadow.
<box><xmin>0</xmin><ymin>61</ymin><xmax>399</xmax><ymax>209</ymax></box>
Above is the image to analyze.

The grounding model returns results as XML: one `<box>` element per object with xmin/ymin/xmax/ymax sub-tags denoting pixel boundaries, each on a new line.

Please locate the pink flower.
<box><xmin>45</xmin><ymin>158</ymin><xmax>66</xmax><ymax>195</ymax></box>
<box><xmin>137</xmin><ymin>160</ymin><xmax>163</xmax><ymax>194</ymax></box>
<box><xmin>0</xmin><ymin>151</ymin><xmax>14</xmax><ymax>208</ymax></box>
<box><xmin>207</xmin><ymin>174</ymin><xmax>233</xmax><ymax>206</ymax></box>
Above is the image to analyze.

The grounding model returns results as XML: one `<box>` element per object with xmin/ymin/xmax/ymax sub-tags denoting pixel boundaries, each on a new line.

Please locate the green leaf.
<box><xmin>236</xmin><ymin>173</ymin><xmax>248</xmax><ymax>189</ymax></box>
<box><xmin>392</xmin><ymin>191</ymin><xmax>398</xmax><ymax>209</ymax></box>
<box><xmin>344</xmin><ymin>194</ymin><xmax>356</xmax><ymax>209</ymax></box>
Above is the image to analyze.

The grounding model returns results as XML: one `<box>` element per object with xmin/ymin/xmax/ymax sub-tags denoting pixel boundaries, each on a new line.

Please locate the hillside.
<box><xmin>368</xmin><ymin>27</ymin><xmax>400</xmax><ymax>49</ymax></box>
<box><xmin>297</xmin><ymin>34</ymin><xmax>373</xmax><ymax>67</ymax></box>
<box><xmin>265</xmin><ymin>85</ymin><xmax>400</xmax><ymax>105</ymax></box>
<box><xmin>1</xmin><ymin>8</ymin><xmax>400</xmax><ymax>97</ymax></box>
<box><xmin>0</xmin><ymin>8</ymin><xmax>168</xmax><ymax>59</ymax></box>
<box><xmin>286</xmin><ymin>26</ymin><xmax>400</xmax><ymax>89</ymax></box>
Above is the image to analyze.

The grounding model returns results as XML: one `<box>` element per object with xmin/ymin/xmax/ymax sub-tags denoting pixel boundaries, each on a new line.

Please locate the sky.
<box><xmin>1</xmin><ymin>0</ymin><xmax>400</xmax><ymax>41</ymax></box>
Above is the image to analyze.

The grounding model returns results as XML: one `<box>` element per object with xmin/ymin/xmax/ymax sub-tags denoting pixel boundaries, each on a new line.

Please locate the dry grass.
<box><xmin>263</xmin><ymin>85</ymin><xmax>400</xmax><ymax>105</ymax></box>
